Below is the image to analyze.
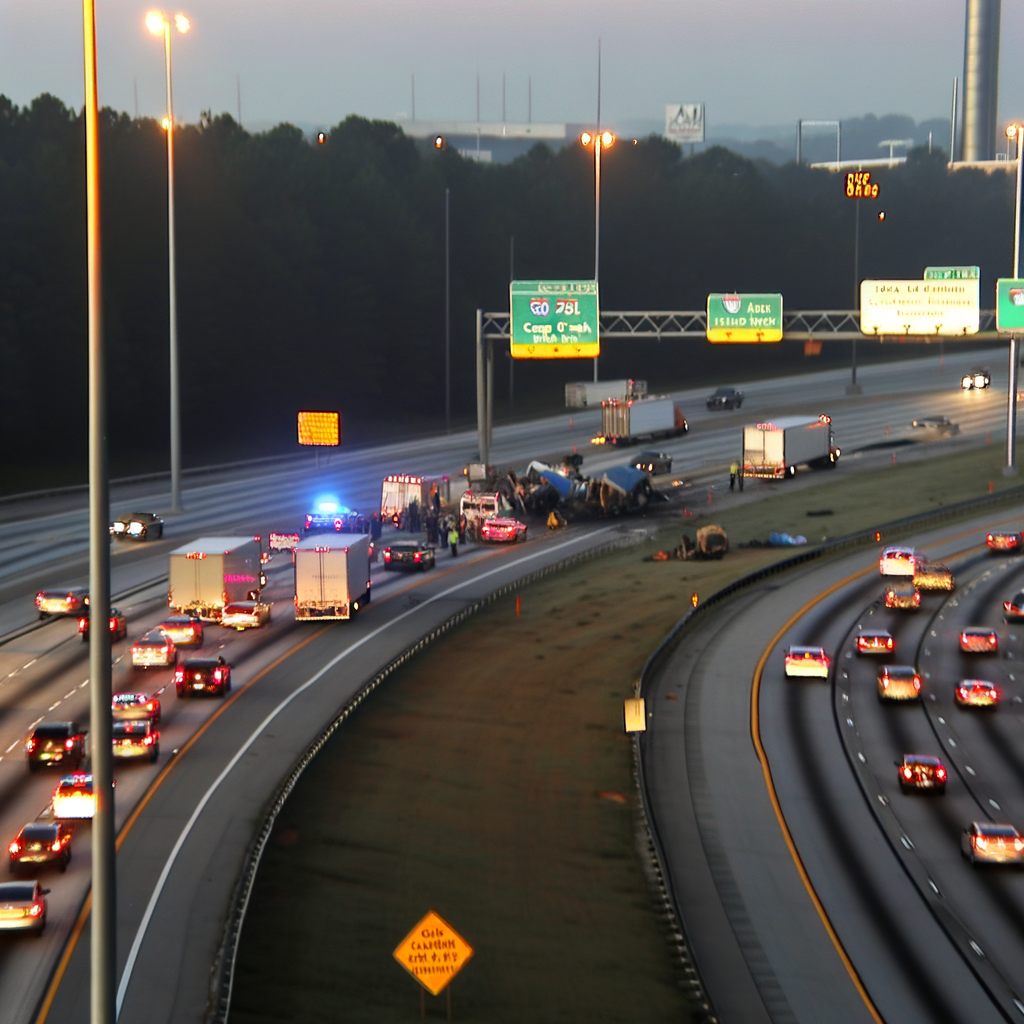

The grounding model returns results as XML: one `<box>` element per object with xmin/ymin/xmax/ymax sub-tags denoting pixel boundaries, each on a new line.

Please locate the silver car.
<box><xmin>0</xmin><ymin>880</ymin><xmax>49</xmax><ymax>934</ymax></box>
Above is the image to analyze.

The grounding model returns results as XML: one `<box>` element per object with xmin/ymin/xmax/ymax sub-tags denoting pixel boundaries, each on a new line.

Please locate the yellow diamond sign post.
<box><xmin>394</xmin><ymin>909</ymin><xmax>474</xmax><ymax>1003</ymax></box>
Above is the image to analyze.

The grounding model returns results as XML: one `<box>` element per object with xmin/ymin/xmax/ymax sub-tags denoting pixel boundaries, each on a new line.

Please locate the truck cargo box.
<box><xmin>742</xmin><ymin>415</ymin><xmax>837</xmax><ymax>479</ymax></box>
<box><xmin>596</xmin><ymin>396</ymin><xmax>687</xmax><ymax>446</ymax></box>
<box><xmin>565</xmin><ymin>379</ymin><xmax>647</xmax><ymax>408</ymax></box>
<box><xmin>168</xmin><ymin>537</ymin><xmax>263</xmax><ymax>621</ymax></box>
<box><xmin>294</xmin><ymin>534</ymin><xmax>371</xmax><ymax>621</ymax></box>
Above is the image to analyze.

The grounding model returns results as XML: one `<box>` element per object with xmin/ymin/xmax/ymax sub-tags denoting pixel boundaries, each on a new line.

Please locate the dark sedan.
<box><xmin>706</xmin><ymin>386</ymin><xmax>743</xmax><ymax>410</ymax></box>
<box><xmin>632</xmin><ymin>450</ymin><xmax>672</xmax><ymax>475</ymax></box>
<box><xmin>174</xmin><ymin>656</ymin><xmax>231</xmax><ymax>697</ymax></box>
<box><xmin>77</xmin><ymin>606</ymin><xmax>128</xmax><ymax>642</ymax></box>
<box><xmin>382</xmin><ymin>541</ymin><xmax>435</xmax><ymax>572</ymax></box>
<box><xmin>8</xmin><ymin>823</ymin><xmax>73</xmax><ymax>874</ymax></box>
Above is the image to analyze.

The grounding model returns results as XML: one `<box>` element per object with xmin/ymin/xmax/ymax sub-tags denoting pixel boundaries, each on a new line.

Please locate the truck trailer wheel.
<box><xmin>786</xmin><ymin>465</ymin><xmax>796</xmax><ymax>479</ymax></box>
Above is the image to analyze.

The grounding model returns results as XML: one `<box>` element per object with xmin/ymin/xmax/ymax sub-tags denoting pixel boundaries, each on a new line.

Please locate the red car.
<box><xmin>175</xmin><ymin>656</ymin><xmax>231</xmax><ymax>697</ymax></box>
<box><xmin>956</xmin><ymin>679</ymin><xmax>1000</xmax><ymax>708</ymax></box>
<box><xmin>960</xmin><ymin>628</ymin><xmax>998</xmax><ymax>654</ymax></box>
<box><xmin>479</xmin><ymin>517</ymin><xmax>527</xmax><ymax>543</ymax></box>
<box><xmin>987</xmin><ymin>532</ymin><xmax>1023</xmax><ymax>552</ymax></box>
<box><xmin>77</xmin><ymin>607</ymin><xmax>128</xmax><ymax>642</ymax></box>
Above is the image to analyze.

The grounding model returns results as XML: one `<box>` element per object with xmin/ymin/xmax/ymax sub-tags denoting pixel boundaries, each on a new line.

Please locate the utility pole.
<box><xmin>593</xmin><ymin>38</ymin><xmax>601</xmax><ymax>383</ymax></box>
<box><xmin>236</xmin><ymin>74</ymin><xmax>242</xmax><ymax>126</ymax></box>
<box><xmin>509</xmin><ymin>235</ymin><xmax>514</xmax><ymax>409</ymax></box>
<box><xmin>848</xmin><ymin>199</ymin><xmax>862</xmax><ymax>394</ymax></box>
<box><xmin>82</xmin><ymin>3</ymin><xmax>115</xmax><ymax>1023</ymax></box>
<box><xmin>445</xmin><ymin>188</ymin><xmax>450</xmax><ymax>433</ymax></box>
<box><xmin>411</xmin><ymin>73</ymin><xmax>415</xmax><ymax>122</ymax></box>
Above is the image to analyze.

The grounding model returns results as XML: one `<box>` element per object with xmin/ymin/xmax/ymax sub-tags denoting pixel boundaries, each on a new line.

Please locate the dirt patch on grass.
<box><xmin>230</xmin><ymin>443</ymin><xmax>1018</xmax><ymax>1024</ymax></box>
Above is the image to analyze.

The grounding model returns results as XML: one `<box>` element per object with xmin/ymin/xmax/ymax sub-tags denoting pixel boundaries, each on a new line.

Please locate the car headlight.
<box><xmin>961</xmin><ymin>377</ymin><xmax>971</xmax><ymax>388</ymax></box>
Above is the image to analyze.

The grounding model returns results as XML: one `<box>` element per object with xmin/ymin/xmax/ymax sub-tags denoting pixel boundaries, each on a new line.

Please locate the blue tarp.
<box><xmin>602</xmin><ymin>465</ymin><xmax>647</xmax><ymax>495</ymax></box>
<box><xmin>539</xmin><ymin>470</ymin><xmax>574</xmax><ymax>498</ymax></box>
<box><xmin>768</xmin><ymin>532</ymin><xmax>807</xmax><ymax>546</ymax></box>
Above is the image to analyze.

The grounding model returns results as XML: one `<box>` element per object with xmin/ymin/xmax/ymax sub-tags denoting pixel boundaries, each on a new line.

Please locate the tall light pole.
<box><xmin>147</xmin><ymin>10</ymin><xmax>190</xmax><ymax>513</ymax></box>
<box><xmin>580</xmin><ymin>129</ymin><xmax>614</xmax><ymax>382</ymax></box>
<box><xmin>82</xmin><ymin>1</ymin><xmax>115</xmax><ymax>1021</ymax></box>
<box><xmin>1004</xmin><ymin>122</ymin><xmax>1022</xmax><ymax>475</ymax></box>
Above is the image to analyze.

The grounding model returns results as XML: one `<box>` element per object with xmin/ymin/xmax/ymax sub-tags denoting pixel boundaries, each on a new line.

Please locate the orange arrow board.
<box><xmin>393</xmin><ymin>910</ymin><xmax>474</xmax><ymax>996</ymax></box>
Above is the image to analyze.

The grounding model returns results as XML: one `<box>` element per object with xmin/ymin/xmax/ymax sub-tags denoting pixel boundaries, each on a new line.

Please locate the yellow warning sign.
<box><xmin>393</xmin><ymin>910</ymin><xmax>474</xmax><ymax>996</ymax></box>
<box><xmin>623</xmin><ymin>697</ymin><xmax>646</xmax><ymax>733</ymax></box>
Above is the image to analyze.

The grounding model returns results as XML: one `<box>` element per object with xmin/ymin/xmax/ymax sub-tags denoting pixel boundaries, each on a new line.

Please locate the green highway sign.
<box><xmin>706</xmin><ymin>293</ymin><xmax>783</xmax><ymax>343</ymax></box>
<box><xmin>996</xmin><ymin>278</ymin><xmax>1024</xmax><ymax>333</ymax></box>
<box><xmin>924</xmin><ymin>266</ymin><xmax>980</xmax><ymax>281</ymax></box>
<box><xmin>509</xmin><ymin>280</ymin><xmax>599</xmax><ymax>360</ymax></box>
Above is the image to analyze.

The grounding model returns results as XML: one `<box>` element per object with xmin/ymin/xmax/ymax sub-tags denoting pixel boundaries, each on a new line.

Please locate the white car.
<box><xmin>220</xmin><ymin>601</ymin><xmax>271</xmax><ymax>630</ymax></box>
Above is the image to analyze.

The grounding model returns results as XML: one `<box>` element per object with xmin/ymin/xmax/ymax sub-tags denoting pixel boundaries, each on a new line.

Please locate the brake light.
<box><xmin>384</xmin><ymin>550</ymin><xmax>391</xmax><ymax>561</ymax></box>
<box><xmin>414</xmin><ymin>551</ymin><xmax>422</xmax><ymax>562</ymax></box>
<box><xmin>8</xmin><ymin>842</ymin><xmax>20</xmax><ymax>855</ymax></box>
<box><xmin>64</xmin><ymin>738</ymin><xmax>74</xmax><ymax>750</ymax></box>
<box><xmin>109</xmin><ymin>619</ymin><xmax>117</xmax><ymax>629</ymax></box>
<box><xmin>936</xmin><ymin>767</ymin><xmax>947</xmax><ymax>780</ymax></box>
<box><xmin>1015</xmin><ymin>839</ymin><xmax>1024</xmax><ymax>851</ymax></box>
<box><xmin>143</xmin><ymin>734</ymin><xmax>155</xmax><ymax>746</ymax></box>
<box><xmin>26</xmin><ymin>738</ymin><xmax>35</xmax><ymax>753</ymax></box>
<box><xmin>214</xmin><ymin>669</ymin><xmax>223</xmax><ymax>681</ymax></box>
<box><xmin>145</xmin><ymin>702</ymin><xmax>155</xmax><ymax>711</ymax></box>
<box><xmin>51</xmin><ymin>839</ymin><xmax>62</xmax><ymax>852</ymax></box>
<box><xmin>35</xmin><ymin>592</ymin><xmax>44</xmax><ymax>605</ymax></box>
<box><xmin>959</xmin><ymin>687</ymin><xmax>968</xmax><ymax>698</ymax></box>
<box><xmin>188</xmin><ymin>627</ymin><xmax>195</xmax><ymax>635</ymax></box>
<box><xmin>29</xmin><ymin>903</ymin><xmax>42</xmax><ymax>917</ymax></box>
<box><xmin>882</xmin><ymin>678</ymin><xmax>889</xmax><ymax>688</ymax></box>
<box><xmin>306</xmin><ymin>515</ymin><xmax>312</xmax><ymax>524</ymax></box>
<box><xmin>988</xmin><ymin>534</ymin><xmax>994</xmax><ymax>542</ymax></box>
<box><xmin>902</xmin><ymin>767</ymin><xmax>912</xmax><ymax>779</ymax></box>
<box><xmin>913</xmin><ymin>677</ymin><xmax>921</xmax><ymax>690</ymax></box>
<box><xmin>65</xmin><ymin>594</ymin><xmax>74</xmax><ymax>605</ymax></box>
<box><xmin>78</xmin><ymin>617</ymin><xmax>88</xmax><ymax>630</ymax></box>
<box><xmin>976</xmin><ymin>836</ymin><xmax>988</xmax><ymax>849</ymax></box>
<box><xmin>887</xmin><ymin>638</ymin><xmax>894</xmax><ymax>648</ymax></box>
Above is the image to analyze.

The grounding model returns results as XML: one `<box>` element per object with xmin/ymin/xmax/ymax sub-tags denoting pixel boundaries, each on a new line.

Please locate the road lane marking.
<box><xmin>113</xmin><ymin>526</ymin><xmax>612</xmax><ymax>1018</ymax></box>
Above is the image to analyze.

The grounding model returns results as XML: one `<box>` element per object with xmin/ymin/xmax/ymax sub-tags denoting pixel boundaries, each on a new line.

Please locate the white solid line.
<box><xmin>114</xmin><ymin>527</ymin><xmax>611</xmax><ymax>1017</ymax></box>
<box><xmin>4</xmin><ymin>741</ymin><xmax>18</xmax><ymax>754</ymax></box>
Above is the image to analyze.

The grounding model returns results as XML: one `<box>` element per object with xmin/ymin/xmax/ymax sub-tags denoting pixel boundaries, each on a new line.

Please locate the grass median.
<box><xmin>230</xmin><ymin>442</ymin><xmax>1021</xmax><ymax>1024</ymax></box>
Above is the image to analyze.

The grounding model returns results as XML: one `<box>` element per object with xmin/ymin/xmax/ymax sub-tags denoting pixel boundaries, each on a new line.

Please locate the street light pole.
<box><xmin>593</xmin><ymin>134</ymin><xmax>601</xmax><ymax>383</ymax></box>
<box><xmin>82</xmin><ymin>2</ymin><xmax>115</xmax><ymax>1022</ymax></box>
<box><xmin>1005</xmin><ymin>123</ymin><xmax>1023</xmax><ymax>475</ymax></box>
<box><xmin>444</xmin><ymin>187</ymin><xmax>450</xmax><ymax>434</ymax></box>
<box><xmin>148</xmin><ymin>11</ymin><xmax>189</xmax><ymax>512</ymax></box>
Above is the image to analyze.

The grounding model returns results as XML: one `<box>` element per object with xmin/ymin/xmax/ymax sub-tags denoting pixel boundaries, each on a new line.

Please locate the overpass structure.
<box><xmin>474</xmin><ymin>308</ymin><xmax>1001</xmax><ymax>464</ymax></box>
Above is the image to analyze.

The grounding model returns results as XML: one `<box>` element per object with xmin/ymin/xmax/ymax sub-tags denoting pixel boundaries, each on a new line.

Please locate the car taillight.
<box><xmin>902</xmin><ymin>767</ymin><xmax>912</xmax><ymax>779</ymax></box>
<box><xmin>976</xmin><ymin>836</ymin><xmax>988</xmax><ymax>849</ymax></box>
<box><xmin>174</xmin><ymin>669</ymin><xmax>184</xmax><ymax>681</ymax></box>
<box><xmin>914</xmin><ymin>595</ymin><xmax>920</xmax><ymax>605</ymax></box>
<box><xmin>29</xmin><ymin>903</ymin><xmax>42</xmax><ymax>917</ymax></box>
<box><xmin>958</xmin><ymin>687</ymin><xmax>968</xmax><ymax>698</ymax></box>
<box><xmin>913</xmin><ymin>677</ymin><xmax>921</xmax><ymax>689</ymax></box>
<box><xmin>65</xmin><ymin>594</ymin><xmax>74</xmax><ymax>605</ymax></box>
<box><xmin>214</xmin><ymin>670</ymin><xmax>223</xmax><ymax>681</ymax></box>
<box><xmin>163</xmin><ymin>645</ymin><xmax>170</xmax><ymax>653</ymax></box>
<box><xmin>887</xmin><ymin>638</ymin><xmax>894</xmax><ymax>648</ymax></box>
<box><xmin>65</xmin><ymin>738</ymin><xmax>74</xmax><ymax>750</ymax></box>
<box><xmin>988</xmin><ymin>534</ymin><xmax>994</xmax><ymax>542</ymax></box>
<box><xmin>143</xmin><ymin>734</ymin><xmax>155</xmax><ymax>745</ymax></box>
<box><xmin>26</xmin><ymin>738</ymin><xmax>35</xmax><ymax>753</ymax></box>
<box><xmin>384</xmin><ymin>550</ymin><xmax>391</xmax><ymax>561</ymax></box>
<box><xmin>305</xmin><ymin>515</ymin><xmax>312</xmax><ymax>525</ymax></box>
<box><xmin>936</xmin><ymin>767</ymin><xmax>946</xmax><ymax>780</ymax></box>
<box><xmin>8</xmin><ymin>842</ymin><xmax>20</xmax><ymax>855</ymax></box>
<box><xmin>79</xmin><ymin>617</ymin><xmax>88</xmax><ymax>630</ymax></box>
<box><xmin>51</xmin><ymin>839</ymin><xmax>62</xmax><ymax>852</ymax></box>
<box><xmin>414</xmin><ymin>552</ymin><xmax>422</xmax><ymax>562</ymax></box>
<box><xmin>145</xmin><ymin>702</ymin><xmax>155</xmax><ymax>711</ymax></box>
<box><xmin>35</xmin><ymin>592</ymin><xmax>44</xmax><ymax>605</ymax></box>
<box><xmin>188</xmin><ymin>627</ymin><xmax>194</xmax><ymax>635</ymax></box>
<box><xmin>109</xmin><ymin>619</ymin><xmax>117</xmax><ymax>629</ymax></box>
<box><xmin>1015</xmin><ymin>839</ymin><xmax>1024</xmax><ymax>851</ymax></box>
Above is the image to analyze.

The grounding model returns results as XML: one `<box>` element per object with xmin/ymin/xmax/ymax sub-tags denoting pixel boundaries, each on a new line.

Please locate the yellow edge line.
<box><xmin>33</xmin><ymin>626</ymin><xmax>329</xmax><ymax>1024</ymax></box>
<box><xmin>749</xmin><ymin>535</ymin><xmax>993</xmax><ymax>1024</ymax></box>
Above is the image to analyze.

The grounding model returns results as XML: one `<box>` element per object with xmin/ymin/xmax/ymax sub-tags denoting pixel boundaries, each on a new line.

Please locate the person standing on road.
<box><xmin>729</xmin><ymin>461</ymin><xmax>739</xmax><ymax>491</ymax></box>
<box><xmin>449</xmin><ymin>524</ymin><xmax>459</xmax><ymax>557</ymax></box>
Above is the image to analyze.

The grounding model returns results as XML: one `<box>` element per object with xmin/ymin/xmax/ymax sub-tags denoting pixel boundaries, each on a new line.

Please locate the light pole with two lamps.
<box><xmin>1004</xmin><ymin>121</ymin><xmax>1023</xmax><ymax>475</ymax></box>
<box><xmin>580</xmin><ymin>129</ymin><xmax>614</xmax><ymax>382</ymax></box>
<box><xmin>146</xmin><ymin>10</ymin><xmax>190</xmax><ymax>512</ymax></box>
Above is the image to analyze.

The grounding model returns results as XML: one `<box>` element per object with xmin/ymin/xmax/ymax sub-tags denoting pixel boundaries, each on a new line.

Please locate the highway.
<box><xmin>0</xmin><ymin>345</ymin><xmax>1010</xmax><ymax>641</ymax></box>
<box><xmin>642</xmin><ymin>506</ymin><xmax>1024</xmax><ymax>1024</ymax></box>
<box><xmin>0</xmin><ymin>344</ymin><xmax>1016</xmax><ymax>1024</ymax></box>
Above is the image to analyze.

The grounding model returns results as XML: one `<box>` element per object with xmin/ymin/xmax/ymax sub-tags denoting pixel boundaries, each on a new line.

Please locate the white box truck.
<box><xmin>168</xmin><ymin>537</ymin><xmax>264</xmax><ymax>621</ymax></box>
<box><xmin>742</xmin><ymin>415</ymin><xmax>839</xmax><ymax>480</ymax></box>
<box><xmin>594</xmin><ymin>396</ymin><xmax>688</xmax><ymax>446</ymax></box>
<box><xmin>565</xmin><ymin>379</ymin><xmax>647</xmax><ymax>408</ymax></box>
<box><xmin>294</xmin><ymin>534</ymin><xmax>371</xmax><ymax>621</ymax></box>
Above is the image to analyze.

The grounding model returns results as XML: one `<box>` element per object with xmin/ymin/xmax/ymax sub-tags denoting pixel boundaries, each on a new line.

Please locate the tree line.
<box><xmin>0</xmin><ymin>92</ymin><xmax>1016</xmax><ymax>485</ymax></box>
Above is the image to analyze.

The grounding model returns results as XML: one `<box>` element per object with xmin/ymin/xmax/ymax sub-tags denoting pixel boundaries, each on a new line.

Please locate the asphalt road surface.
<box><xmin>642</xmin><ymin>505</ymin><xmax>1024</xmax><ymax>1024</ymax></box>
<box><xmin>0</xmin><ymin>346</ymin><xmax>1018</xmax><ymax>1024</ymax></box>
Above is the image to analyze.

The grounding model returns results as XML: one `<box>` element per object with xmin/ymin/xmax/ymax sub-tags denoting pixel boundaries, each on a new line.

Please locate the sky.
<box><xmin>2</xmin><ymin>0</ymin><xmax>1023</xmax><ymax>133</ymax></box>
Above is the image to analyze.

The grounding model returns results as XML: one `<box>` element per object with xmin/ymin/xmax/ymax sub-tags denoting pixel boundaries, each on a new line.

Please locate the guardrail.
<box><xmin>207</xmin><ymin>526</ymin><xmax>655</xmax><ymax>1024</ymax></box>
<box><xmin>630</xmin><ymin>479</ymin><xmax>1024</xmax><ymax>1024</ymax></box>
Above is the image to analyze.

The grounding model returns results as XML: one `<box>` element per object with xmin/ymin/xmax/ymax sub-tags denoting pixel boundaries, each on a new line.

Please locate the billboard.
<box><xmin>706</xmin><ymin>293</ymin><xmax>783</xmax><ymax>343</ymax></box>
<box><xmin>860</xmin><ymin>280</ymin><xmax>980</xmax><ymax>336</ymax></box>
<box><xmin>665</xmin><ymin>104</ymin><xmax>705</xmax><ymax>144</ymax></box>
<box><xmin>297</xmin><ymin>410</ymin><xmax>340</xmax><ymax>446</ymax></box>
<box><xmin>509</xmin><ymin>280</ymin><xmax>599</xmax><ymax>359</ymax></box>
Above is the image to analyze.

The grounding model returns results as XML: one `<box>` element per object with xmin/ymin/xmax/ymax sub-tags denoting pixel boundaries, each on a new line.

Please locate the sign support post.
<box><xmin>1005</xmin><ymin>132</ymin><xmax>1024</xmax><ymax>476</ymax></box>
<box><xmin>475</xmin><ymin>309</ymin><xmax>487</xmax><ymax>465</ymax></box>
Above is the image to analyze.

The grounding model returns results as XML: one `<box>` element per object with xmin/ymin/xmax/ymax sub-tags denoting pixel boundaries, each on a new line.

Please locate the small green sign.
<box><xmin>996</xmin><ymin>278</ymin><xmax>1024</xmax><ymax>332</ymax></box>
<box><xmin>924</xmin><ymin>266</ymin><xmax>980</xmax><ymax>280</ymax></box>
<box><xmin>510</xmin><ymin>280</ymin><xmax>599</xmax><ymax>360</ymax></box>
<box><xmin>706</xmin><ymin>293</ymin><xmax>783</xmax><ymax>343</ymax></box>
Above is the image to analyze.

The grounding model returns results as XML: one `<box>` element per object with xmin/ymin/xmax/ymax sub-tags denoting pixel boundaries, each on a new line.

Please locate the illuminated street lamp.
<box><xmin>147</xmin><ymin>10</ymin><xmax>190</xmax><ymax>513</ymax></box>
<box><xmin>580</xmin><ymin>129</ymin><xmax>614</xmax><ymax>380</ymax></box>
<box><xmin>1003</xmin><ymin>122</ymin><xmax>1023</xmax><ymax>475</ymax></box>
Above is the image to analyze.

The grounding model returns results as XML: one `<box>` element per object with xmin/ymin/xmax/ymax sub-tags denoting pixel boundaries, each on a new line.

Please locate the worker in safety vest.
<box><xmin>729</xmin><ymin>461</ymin><xmax>739</xmax><ymax>491</ymax></box>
